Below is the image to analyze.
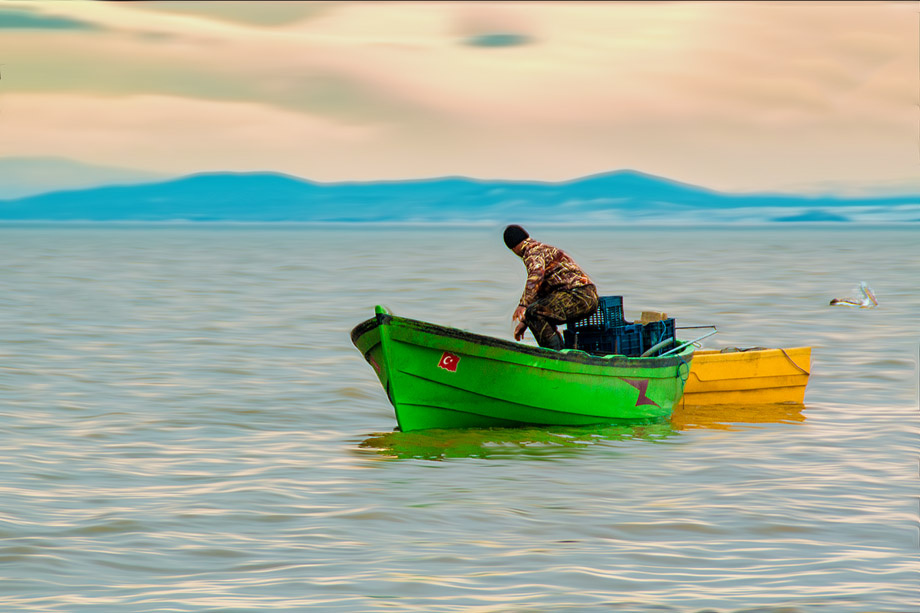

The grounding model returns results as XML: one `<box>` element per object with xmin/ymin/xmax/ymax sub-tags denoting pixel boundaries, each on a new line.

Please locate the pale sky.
<box><xmin>0</xmin><ymin>0</ymin><xmax>916</xmax><ymax>193</ymax></box>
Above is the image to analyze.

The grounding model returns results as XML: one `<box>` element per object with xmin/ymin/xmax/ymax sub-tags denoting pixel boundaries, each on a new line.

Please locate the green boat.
<box><xmin>351</xmin><ymin>306</ymin><xmax>694</xmax><ymax>432</ymax></box>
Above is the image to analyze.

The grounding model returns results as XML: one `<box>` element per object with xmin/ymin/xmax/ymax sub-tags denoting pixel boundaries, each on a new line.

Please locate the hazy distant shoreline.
<box><xmin>1</xmin><ymin>170</ymin><xmax>918</xmax><ymax>224</ymax></box>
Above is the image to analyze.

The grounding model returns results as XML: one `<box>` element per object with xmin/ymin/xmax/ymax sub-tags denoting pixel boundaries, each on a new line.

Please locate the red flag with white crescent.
<box><xmin>438</xmin><ymin>351</ymin><xmax>459</xmax><ymax>372</ymax></box>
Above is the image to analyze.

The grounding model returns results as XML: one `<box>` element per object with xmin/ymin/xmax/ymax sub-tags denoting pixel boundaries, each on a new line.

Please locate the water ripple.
<box><xmin>0</xmin><ymin>225</ymin><xmax>917</xmax><ymax>613</ymax></box>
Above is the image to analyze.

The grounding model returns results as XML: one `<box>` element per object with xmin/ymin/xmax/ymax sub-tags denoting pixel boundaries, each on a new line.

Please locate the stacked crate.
<box><xmin>641</xmin><ymin>317</ymin><xmax>676</xmax><ymax>357</ymax></box>
<box><xmin>563</xmin><ymin>296</ymin><xmax>644</xmax><ymax>356</ymax></box>
<box><xmin>563</xmin><ymin>296</ymin><xmax>676</xmax><ymax>357</ymax></box>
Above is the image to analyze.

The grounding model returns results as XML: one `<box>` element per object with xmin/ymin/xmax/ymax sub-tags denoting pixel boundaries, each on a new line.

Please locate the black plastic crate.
<box><xmin>564</xmin><ymin>323</ymin><xmax>644</xmax><ymax>357</ymax></box>
<box><xmin>568</xmin><ymin>295</ymin><xmax>625</xmax><ymax>332</ymax></box>
<box><xmin>642</xmin><ymin>318</ymin><xmax>675</xmax><ymax>354</ymax></box>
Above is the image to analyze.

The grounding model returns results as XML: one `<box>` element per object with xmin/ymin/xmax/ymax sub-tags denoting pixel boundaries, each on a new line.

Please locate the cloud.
<box><xmin>123</xmin><ymin>1</ymin><xmax>336</xmax><ymax>28</ymax></box>
<box><xmin>0</xmin><ymin>6</ymin><xmax>98</xmax><ymax>30</ymax></box>
<box><xmin>0</xmin><ymin>93</ymin><xmax>385</xmax><ymax>179</ymax></box>
<box><xmin>463</xmin><ymin>33</ymin><xmax>533</xmax><ymax>48</ymax></box>
<box><xmin>0</xmin><ymin>1</ymin><xmax>914</xmax><ymax>192</ymax></box>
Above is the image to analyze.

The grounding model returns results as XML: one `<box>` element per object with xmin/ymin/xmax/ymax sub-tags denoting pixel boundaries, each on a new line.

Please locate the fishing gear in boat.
<box><xmin>654</xmin><ymin>328</ymin><xmax>719</xmax><ymax>357</ymax></box>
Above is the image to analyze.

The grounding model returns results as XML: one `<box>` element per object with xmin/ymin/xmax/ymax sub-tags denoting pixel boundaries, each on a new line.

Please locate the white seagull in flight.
<box><xmin>830</xmin><ymin>282</ymin><xmax>878</xmax><ymax>308</ymax></box>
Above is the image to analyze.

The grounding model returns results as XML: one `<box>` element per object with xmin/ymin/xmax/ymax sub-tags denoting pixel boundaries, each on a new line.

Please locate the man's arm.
<box><xmin>518</xmin><ymin>250</ymin><xmax>546</xmax><ymax>308</ymax></box>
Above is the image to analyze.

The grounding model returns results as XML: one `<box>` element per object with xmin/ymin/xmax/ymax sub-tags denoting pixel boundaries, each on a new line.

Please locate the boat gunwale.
<box><xmin>690</xmin><ymin>347</ymin><xmax>811</xmax><ymax>360</ymax></box>
<box><xmin>351</xmin><ymin>312</ymin><xmax>693</xmax><ymax>368</ymax></box>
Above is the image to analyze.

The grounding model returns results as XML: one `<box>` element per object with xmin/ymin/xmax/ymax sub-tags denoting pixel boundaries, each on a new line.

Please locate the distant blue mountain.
<box><xmin>0</xmin><ymin>170</ymin><xmax>917</xmax><ymax>223</ymax></box>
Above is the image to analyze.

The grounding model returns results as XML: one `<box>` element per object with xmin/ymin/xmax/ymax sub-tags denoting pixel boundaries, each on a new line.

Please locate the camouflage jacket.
<box><xmin>516</xmin><ymin>238</ymin><xmax>594</xmax><ymax>307</ymax></box>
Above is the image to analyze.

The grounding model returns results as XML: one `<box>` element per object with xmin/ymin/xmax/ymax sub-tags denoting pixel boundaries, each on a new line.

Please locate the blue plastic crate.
<box><xmin>617</xmin><ymin>324</ymin><xmax>645</xmax><ymax>356</ymax></box>
<box><xmin>642</xmin><ymin>318</ymin><xmax>675</xmax><ymax>354</ymax></box>
<box><xmin>568</xmin><ymin>295</ymin><xmax>625</xmax><ymax>332</ymax></box>
<box><xmin>564</xmin><ymin>323</ymin><xmax>644</xmax><ymax>357</ymax></box>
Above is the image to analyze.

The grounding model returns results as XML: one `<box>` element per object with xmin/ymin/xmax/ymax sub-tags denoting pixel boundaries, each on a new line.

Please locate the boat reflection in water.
<box><xmin>670</xmin><ymin>401</ymin><xmax>806</xmax><ymax>431</ymax></box>
<box><xmin>357</xmin><ymin>422</ymin><xmax>674</xmax><ymax>461</ymax></box>
<box><xmin>357</xmin><ymin>402</ymin><xmax>806</xmax><ymax>460</ymax></box>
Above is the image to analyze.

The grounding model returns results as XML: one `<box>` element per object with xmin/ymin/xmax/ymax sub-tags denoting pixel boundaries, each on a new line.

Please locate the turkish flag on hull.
<box><xmin>438</xmin><ymin>351</ymin><xmax>459</xmax><ymax>372</ymax></box>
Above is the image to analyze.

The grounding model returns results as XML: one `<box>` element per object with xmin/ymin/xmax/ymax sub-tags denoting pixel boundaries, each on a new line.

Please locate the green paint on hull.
<box><xmin>351</xmin><ymin>306</ymin><xmax>693</xmax><ymax>432</ymax></box>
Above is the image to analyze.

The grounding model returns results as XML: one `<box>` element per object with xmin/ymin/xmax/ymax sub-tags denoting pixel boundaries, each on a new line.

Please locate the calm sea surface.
<box><xmin>0</xmin><ymin>224</ymin><xmax>917</xmax><ymax>613</ymax></box>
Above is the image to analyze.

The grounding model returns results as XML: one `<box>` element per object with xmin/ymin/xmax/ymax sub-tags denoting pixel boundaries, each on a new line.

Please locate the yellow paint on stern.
<box><xmin>681</xmin><ymin>347</ymin><xmax>811</xmax><ymax>405</ymax></box>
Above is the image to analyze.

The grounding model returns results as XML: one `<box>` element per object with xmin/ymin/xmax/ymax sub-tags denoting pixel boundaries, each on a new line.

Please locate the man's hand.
<box><xmin>514</xmin><ymin>320</ymin><xmax>527</xmax><ymax>341</ymax></box>
<box><xmin>512</xmin><ymin>305</ymin><xmax>527</xmax><ymax>341</ymax></box>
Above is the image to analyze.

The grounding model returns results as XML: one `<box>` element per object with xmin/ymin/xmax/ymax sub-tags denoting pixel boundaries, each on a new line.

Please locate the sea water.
<box><xmin>0</xmin><ymin>223</ymin><xmax>917</xmax><ymax>613</ymax></box>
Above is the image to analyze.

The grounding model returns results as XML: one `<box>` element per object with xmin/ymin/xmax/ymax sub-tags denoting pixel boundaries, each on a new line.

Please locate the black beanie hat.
<box><xmin>503</xmin><ymin>225</ymin><xmax>529</xmax><ymax>249</ymax></box>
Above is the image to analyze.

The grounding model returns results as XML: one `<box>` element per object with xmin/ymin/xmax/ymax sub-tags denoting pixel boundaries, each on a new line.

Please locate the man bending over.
<box><xmin>504</xmin><ymin>224</ymin><xmax>598</xmax><ymax>350</ymax></box>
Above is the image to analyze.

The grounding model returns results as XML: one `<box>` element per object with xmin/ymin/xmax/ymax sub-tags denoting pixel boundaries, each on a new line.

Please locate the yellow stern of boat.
<box><xmin>681</xmin><ymin>347</ymin><xmax>811</xmax><ymax>405</ymax></box>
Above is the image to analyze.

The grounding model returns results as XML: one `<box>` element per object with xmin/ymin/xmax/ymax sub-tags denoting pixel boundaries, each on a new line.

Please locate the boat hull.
<box><xmin>681</xmin><ymin>347</ymin><xmax>811</xmax><ymax>405</ymax></box>
<box><xmin>352</xmin><ymin>306</ymin><xmax>693</xmax><ymax>431</ymax></box>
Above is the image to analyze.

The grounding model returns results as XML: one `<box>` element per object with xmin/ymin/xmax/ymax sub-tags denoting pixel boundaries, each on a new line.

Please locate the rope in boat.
<box><xmin>677</xmin><ymin>356</ymin><xmax>690</xmax><ymax>383</ymax></box>
<box><xmin>721</xmin><ymin>346</ymin><xmax>810</xmax><ymax>376</ymax></box>
<box><xmin>779</xmin><ymin>348</ymin><xmax>810</xmax><ymax>375</ymax></box>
